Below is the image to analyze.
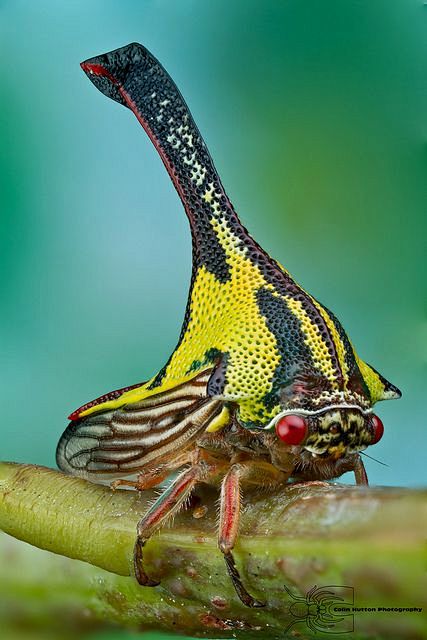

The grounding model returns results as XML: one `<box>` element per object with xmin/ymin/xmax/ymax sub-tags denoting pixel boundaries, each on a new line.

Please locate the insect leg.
<box><xmin>111</xmin><ymin>468</ymin><xmax>170</xmax><ymax>492</ymax></box>
<box><xmin>219</xmin><ymin>464</ymin><xmax>266</xmax><ymax>608</ymax></box>
<box><xmin>219</xmin><ymin>459</ymin><xmax>287</xmax><ymax>606</ymax></box>
<box><xmin>111</xmin><ymin>451</ymin><xmax>194</xmax><ymax>492</ymax></box>
<box><xmin>353</xmin><ymin>455</ymin><xmax>369</xmax><ymax>485</ymax></box>
<box><xmin>134</xmin><ymin>456</ymin><xmax>209</xmax><ymax>586</ymax></box>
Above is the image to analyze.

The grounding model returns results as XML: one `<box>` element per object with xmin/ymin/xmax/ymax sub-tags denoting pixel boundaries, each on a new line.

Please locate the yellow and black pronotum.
<box><xmin>57</xmin><ymin>43</ymin><xmax>401</xmax><ymax>607</ymax></box>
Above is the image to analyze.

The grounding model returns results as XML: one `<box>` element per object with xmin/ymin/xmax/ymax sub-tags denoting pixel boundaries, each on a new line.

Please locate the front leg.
<box><xmin>219</xmin><ymin>460</ymin><xmax>287</xmax><ymax>608</ymax></box>
<box><xmin>354</xmin><ymin>454</ymin><xmax>369</xmax><ymax>485</ymax></box>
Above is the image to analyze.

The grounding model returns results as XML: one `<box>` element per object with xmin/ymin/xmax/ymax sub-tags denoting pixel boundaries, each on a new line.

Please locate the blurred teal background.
<box><xmin>1</xmin><ymin>0</ymin><xmax>426</xmax><ymax>503</ymax></box>
<box><xmin>1</xmin><ymin>2</ymin><xmax>426</xmax><ymax>638</ymax></box>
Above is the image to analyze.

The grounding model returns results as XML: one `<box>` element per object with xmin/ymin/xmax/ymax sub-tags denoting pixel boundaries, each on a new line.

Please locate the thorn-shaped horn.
<box><xmin>81</xmin><ymin>42</ymin><xmax>250</xmax><ymax>280</ymax></box>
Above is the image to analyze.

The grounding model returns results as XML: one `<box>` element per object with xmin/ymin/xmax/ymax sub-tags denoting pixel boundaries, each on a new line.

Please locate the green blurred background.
<box><xmin>1</xmin><ymin>0</ymin><xmax>426</xmax><ymax>630</ymax></box>
<box><xmin>2</xmin><ymin>0</ymin><xmax>426</xmax><ymax>483</ymax></box>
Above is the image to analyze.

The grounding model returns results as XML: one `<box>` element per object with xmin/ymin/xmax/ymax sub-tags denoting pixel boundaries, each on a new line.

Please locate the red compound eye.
<box><xmin>371</xmin><ymin>415</ymin><xmax>384</xmax><ymax>444</ymax></box>
<box><xmin>275</xmin><ymin>415</ymin><xmax>308</xmax><ymax>445</ymax></box>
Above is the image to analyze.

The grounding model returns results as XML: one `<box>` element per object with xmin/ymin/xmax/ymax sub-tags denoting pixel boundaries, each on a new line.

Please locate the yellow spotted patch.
<box><xmin>80</xmin><ymin>217</ymin><xmax>282</xmax><ymax>424</ymax></box>
<box><xmin>355</xmin><ymin>356</ymin><xmax>386</xmax><ymax>403</ymax></box>
<box><xmin>77</xmin><ymin>189</ymin><xmax>395</xmax><ymax>425</ymax></box>
<box><xmin>162</xmin><ymin>216</ymin><xmax>282</xmax><ymax>423</ymax></box>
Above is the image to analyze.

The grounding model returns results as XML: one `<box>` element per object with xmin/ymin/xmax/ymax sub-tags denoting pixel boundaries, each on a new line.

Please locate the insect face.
<box><xmin>275</xmin><ymin>409</ymin><xmax>383</xmax><ymax>460</ymax></box>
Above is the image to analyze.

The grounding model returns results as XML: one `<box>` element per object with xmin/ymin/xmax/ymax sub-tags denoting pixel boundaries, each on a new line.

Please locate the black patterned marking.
<box><xmin>324</xmin><ymin>306</ymin><xmax>370</xmax><ymax>397</ymax></box>
<box><xmin>81</xmin><ymin>43</ymin><xmax>235</xmax><ymax>283</ymax></box>
<box><xmin>255</xmin><ymin>287</ymin><xmax>332</xmax><ymax>412</ymax></box>
<box><xmin>207</xmin><ymin>353</ymin><xmax>229</xmax><ymax>397</ymax></box>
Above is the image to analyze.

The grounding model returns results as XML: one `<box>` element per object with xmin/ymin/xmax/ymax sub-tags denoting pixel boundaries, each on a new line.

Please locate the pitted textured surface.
<box><xmin>70</xmin><ymin>43</ymin><xmax>400</xmax><ymax>428</ymax></box>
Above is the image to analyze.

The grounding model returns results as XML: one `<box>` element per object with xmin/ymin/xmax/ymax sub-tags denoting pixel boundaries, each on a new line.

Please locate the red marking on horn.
<box><xmin>80</xmin><ymin>62</ymin><xmax>118</xmax><ymax>85</ymax></box>
<box><xmin>68</xmin><ymin>380</ymin><xmax>144</xmax><ymax>421</ymax></box>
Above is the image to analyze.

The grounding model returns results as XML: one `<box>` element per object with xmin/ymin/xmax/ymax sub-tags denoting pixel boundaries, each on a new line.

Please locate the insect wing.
<box><xmin>56</xmin><ymin>370</ymin><xmax>221</xmax><ymax>481</ymax></box>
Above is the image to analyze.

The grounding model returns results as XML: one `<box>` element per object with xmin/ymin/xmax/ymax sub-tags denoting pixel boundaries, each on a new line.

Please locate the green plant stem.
<box><xmin>0</xmin><ymin>462</ymin><xmax>426</xmax><ymax>639</ymax></box>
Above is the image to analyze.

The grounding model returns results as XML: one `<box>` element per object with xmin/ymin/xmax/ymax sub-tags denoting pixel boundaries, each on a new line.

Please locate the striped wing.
<box><xmin>56</xmin><ymin>370</ymin><xmax>223</xmax><ymax>482</ymax></box>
